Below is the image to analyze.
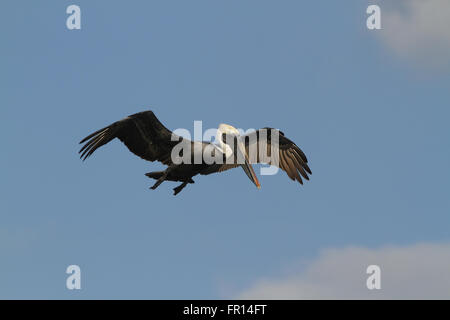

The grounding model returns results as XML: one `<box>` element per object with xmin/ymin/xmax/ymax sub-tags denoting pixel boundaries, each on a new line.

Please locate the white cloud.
<box><xmin>236</xmin><ymin>243</ymin><xmax>450</xmax><ymax>299</ymax></box>
<box><xmin>377</xmin><ymin>0</ymin><xmax>450</xmax><ymax>68</ymax></box>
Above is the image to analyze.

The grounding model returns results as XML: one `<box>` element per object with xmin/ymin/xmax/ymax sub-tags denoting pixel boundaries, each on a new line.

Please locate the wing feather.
<box><xmin>79</xmin><ymin>111</ymin><xmax>184</xmax><ymax>164</ymax></box>
<box><xmin>202</xmin><ymin>128</ymin><xmax>311</xmax><ymax>186</ymax></box>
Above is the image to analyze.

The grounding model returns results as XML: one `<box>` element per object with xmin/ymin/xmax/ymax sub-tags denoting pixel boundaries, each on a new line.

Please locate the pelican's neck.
<box><xmin>216</xmin><ymin>126</ymin><xmax>234</xmax><ymax>158</ymax></box>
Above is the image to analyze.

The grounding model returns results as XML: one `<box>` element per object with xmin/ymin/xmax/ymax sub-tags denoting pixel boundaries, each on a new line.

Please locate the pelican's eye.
<box><xmin>221</xmin><ymin>133</ymin><xmax>228</xmax><ymax>143</ymax></box>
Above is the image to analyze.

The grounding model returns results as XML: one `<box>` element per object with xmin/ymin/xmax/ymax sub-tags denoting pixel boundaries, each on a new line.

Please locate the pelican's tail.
<box><xmin>145</xmin><ymin>171</ymin><xmax>165</xmax><ymax>180</ymax></box>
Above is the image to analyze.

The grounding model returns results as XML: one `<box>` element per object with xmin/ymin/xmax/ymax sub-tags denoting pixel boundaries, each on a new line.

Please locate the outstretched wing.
<box><xmin>79</xmin><ymin>111</ymin><xmax>183</xmax><ymax>165</ymax></box>
<box><xmin>202</xmin><ymin>128</ymin><xmax>311</xmax><ymax>185</ymax></box>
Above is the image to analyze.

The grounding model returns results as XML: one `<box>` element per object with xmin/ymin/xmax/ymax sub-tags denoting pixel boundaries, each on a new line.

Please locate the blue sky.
<box><xmin>1</xmin><ymin>1</ymin><xmax>450</xmax><ymax>299</ymax></box>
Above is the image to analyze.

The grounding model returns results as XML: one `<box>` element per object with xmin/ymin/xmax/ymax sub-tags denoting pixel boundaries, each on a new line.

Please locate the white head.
<box><xmin>216</xmin><ymin>123</ymin><xmax>240</xmax><ymax>157</ymax></box>
<box><xmin>216</xmin><ymin>123</ymin><xmax>261</xmax><ymax>189</ymax></box>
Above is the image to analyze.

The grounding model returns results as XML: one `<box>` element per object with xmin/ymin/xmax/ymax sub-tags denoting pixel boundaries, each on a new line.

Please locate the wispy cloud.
<box><xmin>236</xmin><ymin>243</ymin><xmax>450</xmax><ymax>299</ymax></box>
<box><xmin>377</xmin><ymin>0</ymin><xmax>450</xmax><ymax>68</ymax></box>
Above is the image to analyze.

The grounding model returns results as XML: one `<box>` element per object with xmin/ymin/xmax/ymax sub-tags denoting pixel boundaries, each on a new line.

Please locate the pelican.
<box><xmin>79</xmin><ymin>110</ymin><xmax>311</xmax><ymax>195</ymax></box>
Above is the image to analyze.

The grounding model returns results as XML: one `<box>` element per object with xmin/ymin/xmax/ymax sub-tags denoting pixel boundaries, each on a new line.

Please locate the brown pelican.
<box><xmin>79</xmin><ymin>111</ymin><xmax>311</xmax><ymax>195</ymax></box>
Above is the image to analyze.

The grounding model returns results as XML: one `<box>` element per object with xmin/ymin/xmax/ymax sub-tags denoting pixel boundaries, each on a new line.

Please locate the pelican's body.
<box><xmin>79</xmin><ymin>111</ymin><xmax>311</xmax><ymax>195</ymax></box>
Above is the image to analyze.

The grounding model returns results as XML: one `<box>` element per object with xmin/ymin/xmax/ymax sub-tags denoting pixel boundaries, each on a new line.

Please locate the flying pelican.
<box><xmin>79</xmin><ymin>111</ymin><xmax>311</xmax><ymax>195</ymax></box>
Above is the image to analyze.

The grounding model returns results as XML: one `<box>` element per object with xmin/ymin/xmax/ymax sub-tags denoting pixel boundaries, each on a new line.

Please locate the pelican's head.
<box><xmin>217</xmin><ymin>123</ymin><xmax>261</xmax><ymax>189</ymax></box>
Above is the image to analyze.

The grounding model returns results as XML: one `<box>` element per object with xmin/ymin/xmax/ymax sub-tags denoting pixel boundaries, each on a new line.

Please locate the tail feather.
<box><xmin>145</xmin><ymin>171</ymin><xmax>164</xmax><ymax>180</ymax></box>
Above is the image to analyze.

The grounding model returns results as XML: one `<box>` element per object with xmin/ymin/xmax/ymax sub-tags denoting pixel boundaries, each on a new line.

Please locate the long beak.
<box><xmin>237</xmin><ymin>141</ymin><xmax>261</xmax><ymax>189</ymax></box>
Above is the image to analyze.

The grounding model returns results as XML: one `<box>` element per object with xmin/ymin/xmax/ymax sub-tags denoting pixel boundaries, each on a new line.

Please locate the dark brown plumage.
<box><xmin>202</xmin><ymin>128</ymin><xmax>311</xmax><ymax>185</ymax></box>
<box><xmin>79</xmin><ymin>111</ymin><xmax>311</xmax><ymax>195</ymax></box>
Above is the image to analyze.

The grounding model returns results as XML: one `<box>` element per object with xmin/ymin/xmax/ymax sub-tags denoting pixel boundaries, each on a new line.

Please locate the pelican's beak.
<box><xmin>237</xmin><ymin>140</ymin><xmax>261</xmax><ymax>189</ymax></box>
